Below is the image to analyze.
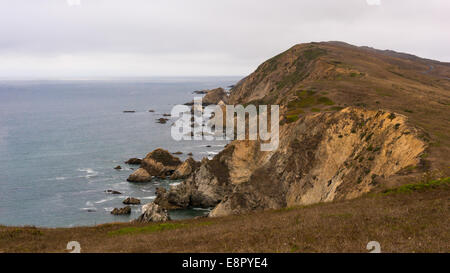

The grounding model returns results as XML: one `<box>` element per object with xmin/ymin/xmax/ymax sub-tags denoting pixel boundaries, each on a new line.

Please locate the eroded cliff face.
<box><xmin>155</xmin><ymin>107</ymin><xmax>427</xmax><ymax>217</ymax></box>
<box><xmin>134</xmin><ymin>41</ymin><xmax>449</xmax><ymax>223</ymax></box>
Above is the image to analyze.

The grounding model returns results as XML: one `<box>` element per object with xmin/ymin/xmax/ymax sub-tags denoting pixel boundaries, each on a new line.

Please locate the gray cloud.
<box><xmin>0</xmin><ymin>0</ymin><xmax>449</xmax><ymax>78</ymax></box>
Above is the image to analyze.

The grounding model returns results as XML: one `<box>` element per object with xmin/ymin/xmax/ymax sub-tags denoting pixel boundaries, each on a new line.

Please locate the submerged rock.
<box><xmin>111</xmin><ymin>206</ymin><xmax>131</xmax><ymax>215</ymax></box>
<box><xmin>114</xmin><ymin>165</ymin><xmax>122</xmax><ymax>170</ymax></box>
<box><xmin>123</xmin><ymin>197</ymin><xmax>141</xmax><ymax>205</ymax></box>
<box><xmin>135</xmin><ymin>202</ymin><xmax>170</xmax><ymax>223</ymax></box>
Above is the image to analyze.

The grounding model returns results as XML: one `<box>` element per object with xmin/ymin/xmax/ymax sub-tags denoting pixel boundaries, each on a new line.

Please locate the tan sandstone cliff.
<box><xmin>155</xmin><ymin>107</ymin><xmax>427</xmax><ymax>216</ymax></box>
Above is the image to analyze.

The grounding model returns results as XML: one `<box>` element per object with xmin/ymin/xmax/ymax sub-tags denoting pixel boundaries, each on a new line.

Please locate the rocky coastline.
<box><xmin>122</xmin><ymin>42</ymin><xmax>444</xmax><ymax>223</ymax></box>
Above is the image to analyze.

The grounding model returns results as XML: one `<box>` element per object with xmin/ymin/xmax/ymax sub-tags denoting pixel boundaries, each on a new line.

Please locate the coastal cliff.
<box><xmin>147</xmin><ymin>41</ymin><xmax>449</xmax><ymax>219</ymax></box>
<box><xmin>155</xmin><ymin>107</ymin><xmax>427</xmax><ymax>216</ymax></box>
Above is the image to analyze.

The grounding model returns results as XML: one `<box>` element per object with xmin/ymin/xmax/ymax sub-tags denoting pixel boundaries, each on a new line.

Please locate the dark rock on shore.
<box><xmin>172</xmin><ymin>151</ymin><xmax>183</xmax><ymax>155</ymax></box>
<box><xmin>135</xmin><ymin>202</ymin><xmax>170</xmax><ymax>223</ymax></box>
<box><xmin>111</xmin><ymin>206</ymin><xmax>131</xmax><ymax>215</ymax></box>
<box><xmin>114</xmin><ymin>165</ymin><xmax>122</xmax><ymax>170</ymax></box>
<box><xmin>148</xmin><ymin>109</ymin><xmax>155</xmax><ymax>112</ymax></box>
<box><xmin>125</xmin><ymin>158</ymin><xmax>142</xmax><ymax>165</ymax></box>
<box><xmin>123</xmin><ymin>197</ymin><xmax>141</xmax><ymax>205</ymax></box>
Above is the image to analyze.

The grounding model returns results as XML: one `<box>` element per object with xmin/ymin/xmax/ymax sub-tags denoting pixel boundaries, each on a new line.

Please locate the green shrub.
<box><xmin>382</xmin><ymin>177</ymin><xmax>450</xmax><ymax>195</ymax></box>
<box><xmin>286</xmin><ymin>115</ymin><xmax>300</xmax><ymax>123</ymax></box>
<box><xmin>303</xmin><ymin>48</ymin><xmax>327</xmax><ymax>61</ymax></box>
<box><xmin>317</xmin><ymin>97</ymin><xmax>335</xmax><ymax>105</ymax></box>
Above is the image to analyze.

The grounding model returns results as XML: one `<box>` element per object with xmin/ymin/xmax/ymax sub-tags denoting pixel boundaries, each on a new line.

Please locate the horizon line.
<box><xmin>0</xmin><ymin>75</ymin><xmax>244</xmax><ymax>81</ymax></box>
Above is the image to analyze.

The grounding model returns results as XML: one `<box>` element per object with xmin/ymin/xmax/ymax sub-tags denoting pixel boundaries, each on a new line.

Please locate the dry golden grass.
<box><xmin>1</xmin><ymin>178</ymin><xmax>448</xmax><ymax>253</ymax></box>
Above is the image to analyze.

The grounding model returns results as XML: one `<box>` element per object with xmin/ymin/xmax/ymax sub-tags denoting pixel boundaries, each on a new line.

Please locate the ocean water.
<box><xmin>0</xmin><ymin>77</ymin><xmax>239</xmax><ymax>227</ymax></box>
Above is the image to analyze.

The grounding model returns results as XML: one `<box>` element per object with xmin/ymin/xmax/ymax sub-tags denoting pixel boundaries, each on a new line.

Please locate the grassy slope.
<box><xmin>1</xmin><ymin>178</ymin><xmax>448</xmax><ymax>253</ymax></box>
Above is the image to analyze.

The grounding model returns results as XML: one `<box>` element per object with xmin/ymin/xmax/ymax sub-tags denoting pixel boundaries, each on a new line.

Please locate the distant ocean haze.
<box><xmin>0</xmin><ymin>77</ymin><xmax>238</xmax><ymax>227</ymax></box>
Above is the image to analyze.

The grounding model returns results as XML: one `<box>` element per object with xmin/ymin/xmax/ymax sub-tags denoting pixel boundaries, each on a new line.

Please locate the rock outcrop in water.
<box><xmin>127</xmin><ymin>168</ymin><xmax>153</xmax><ymax>182</ymax></box>
<box><xmin>125</xmin><ymin>158</ymin><xmax>142</xmax><ymax>165</ymax></box>
<box><xmin>127</xmin><ymin>149</ymin><xmax>182</xmax><ymax>182</ymax></box>
<box><xmin>111</xmin><ymin>206</ymin><xmax>131</xmax><ymax>215</ymax></box>
<box><xmin>123</xmin><ymin>197</ymin><xmax>141</xmax><ymax>205</ymax></box>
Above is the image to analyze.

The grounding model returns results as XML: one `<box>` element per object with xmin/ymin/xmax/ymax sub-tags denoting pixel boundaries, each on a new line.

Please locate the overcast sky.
<box><xmin>0</xmin><ymin>0</ymin><xmax>449</xmax><ymax>78</ymax></box>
